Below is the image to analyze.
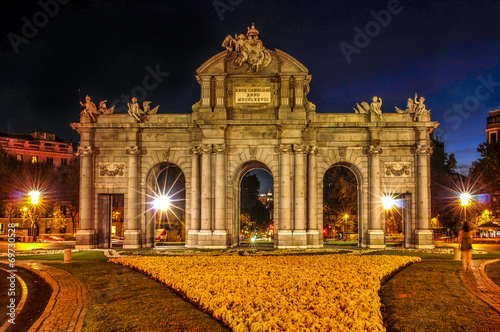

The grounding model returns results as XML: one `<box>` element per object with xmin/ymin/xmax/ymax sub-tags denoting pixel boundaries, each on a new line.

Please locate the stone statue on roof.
<box><xmin>354</xmin><ymin>96</ymin><xmax>383</xmax><ymax>119</ymax></box>
<box><xmin>80</xmin><ymin>95</ymin><xmax>99</xmax><ymax>122</ymax></box>
<box><xmin>395</xmin><ymin>93</ymin><xmax>430</xmax><ymax>121</ymax></box>
<box><xmin>127</xmin><ymin>97</ymin><xmax>160</xmax><ymax>122</ymax></box>
<box><xmin>222</xmin><ymin>23</ymin><xmax>272</xmax><ymax>73</ymax></box>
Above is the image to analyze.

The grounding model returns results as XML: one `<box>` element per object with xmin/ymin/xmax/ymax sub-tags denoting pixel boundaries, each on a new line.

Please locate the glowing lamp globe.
<box><xmin>460</xmin><ymin>193</ymin><xmax>472</xmax><ymax>207</ymax></box>
<box><xmin>28</xmin><ymin>190</ymin><xmax>41</xmax><ymax>205</ymax></box>
<box><xmin>382</xmin><ymin>195</ymin><xmax>395</xmax><ymax>210</ymax></box>
<box><xmin>153</xmin><ymin>195</ymin><xmax>171</xmax><ymax>211</ymax></box>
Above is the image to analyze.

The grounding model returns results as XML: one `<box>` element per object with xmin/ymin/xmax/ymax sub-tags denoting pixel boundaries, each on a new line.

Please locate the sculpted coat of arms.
<box><xmin>222</xmin><ymin>23</ymin><xmax>272</xmax><ymax>73</ymax></box>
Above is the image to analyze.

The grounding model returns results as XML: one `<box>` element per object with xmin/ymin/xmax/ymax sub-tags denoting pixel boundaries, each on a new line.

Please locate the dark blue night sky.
<box><xmin>1</xmin><ymin>0</ymin><xmax>499</xmax><ymax>176</ymax></box>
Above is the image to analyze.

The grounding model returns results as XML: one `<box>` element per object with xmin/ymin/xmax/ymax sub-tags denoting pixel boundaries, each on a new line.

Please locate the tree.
<box><xmin>470</xmin><ymin>141</ymin><xmax>500</xmax><ymax>216</ymax></box>
<box><xmin>55</xmin><ymin>158</ymin><xmax>80</xmax><ymax>233</ymax></box>
<box><xmin>240</xmin><ymin>173</ymin><xmax>270</xmax><ymax>237</ymax></box>
<box><xmin>430</xmin><ymin>136</ymin><xmax>461</xmax><ymax>232</ymax></box>
<box><xmin>323</xmin><ymin>166</ymin><xmax>358</xmax><ymax>235</ymax></box>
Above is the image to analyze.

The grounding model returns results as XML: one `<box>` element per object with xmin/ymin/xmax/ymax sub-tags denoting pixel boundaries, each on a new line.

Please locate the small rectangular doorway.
<box><xmin>97</xmin><ymin>194</ymin><xmax>124</xmax><ymax>248</ymax></box>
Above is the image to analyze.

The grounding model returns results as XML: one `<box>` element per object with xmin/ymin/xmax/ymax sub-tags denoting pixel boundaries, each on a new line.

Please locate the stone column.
<box><xmin>307</xmin><ymin>146</ymin><xmax>320</xmax><ymax>247</ymax></box>
<box><xmin>187</xmin><ymin>146</ymin><xmax>200</xmax><ymax>247</ymax></box>
<box><xmin>200</xmin><ymin>76</ymin><xmax>212</xmax><ymax>111</ymax></box>
<box><xmin>279</xmin><ymin>76</ymin><xmax>291</xmax><ymax>113</ymax></box>
<box><xmin>415</xmin><ymin>143</ymin><xmax>434</xmax><ymax>248</ymax></box>
<box><xmin>200</xmin><ymin>144</ymin><xmax>212</xmax><ymax>233</ymax></box>
<box><xmin>75</xmin><ymin>145</ymin><xmax>94</xmax><ymax>249</ymax></box>
<box><xmin>214</xmin><ymin>76</ymin><xmax>225</xmax><ymax>112</ymax></box>
<box><xmin>124</xmin><ymin>145</ymin><xmax>141</xmax><ymax>249</ymax></box>
<box><xmin>368</xmin><ymin>144</ymin><xmax>384</xmax><ymax>248</ymax></box>
<box><xmin>294</xmin><ymin>77</ymin><xmax>305</xmax><ymax>110</ymax></box>
<box><xmin>213</xmin><ymin>144</ymin><xmax>227</xmax><ymax>243</ymax></box>
<box><xmin>293</xmin><ymin>144</ymin><xmax>307</xmax><ymax>247</ymax></box>
<box><xmin>278</xmin><ymin>144</ymin><xmax>293</xmax><ymax>247</ymax></box>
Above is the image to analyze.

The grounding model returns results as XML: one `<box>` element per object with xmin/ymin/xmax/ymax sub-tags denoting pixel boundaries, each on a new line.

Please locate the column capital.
<box><xmin>413</xmin><ymin>144</ymin><xmax>433</xmax><ymax>155</ymax></box>
<box><xmin>214</xmin><ymin>144</ymin><xmax>226</xmax><ymax>154</ymax></box>
<box><xmin>76</xmin><ymin>145</ymin><xmax>93</xmax><ymax>157</ymax></box>
<box><xmin>293</xmin><ymin>144</ymin><xmax>308</xmax><ymax>154</ymax></box>
<box><xmin>189</xmin><ymin>146</ymin><xmax>201</xmax><ymax>155</ymax></box>
<box><xmin>279</xmin><ymin>144</ymin><xmax>293</xmax><ymax>154</ymax></box>
<box><xmin>200</xmin><ymin>144</ymin><xmax>213</xmax><ymax>154</ymax></box>
<box><xmin>309</xmin><ymin>146</ymin><xmax>318</xmax><ymax>154</ymax></box>
<box><xmin>126</xmin><ymin>145</ymin><xmax>141</xmax><ymax>156</ymax></box>
<box><xmin>367</xmin><ymin>145</ymin><xmax>382</xmax><ymax>155</ymax></box>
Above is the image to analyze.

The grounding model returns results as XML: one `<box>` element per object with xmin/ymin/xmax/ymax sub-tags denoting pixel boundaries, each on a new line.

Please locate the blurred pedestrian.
<box><xmin>458</xmin><ymin>222</ymin><xmax>473</xmax><ymax>272</ymax></box>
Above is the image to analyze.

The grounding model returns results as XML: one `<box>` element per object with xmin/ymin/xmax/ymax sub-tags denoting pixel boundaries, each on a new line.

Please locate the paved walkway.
<box><xmin>461</xmin><ymin>259</ymin><xmax>500</xmax><ymax>314</ymax></box>
<box><xmin>16</xmin><ymin>261</ymin><xmax>87</xmax><ymax>332</ymax></box>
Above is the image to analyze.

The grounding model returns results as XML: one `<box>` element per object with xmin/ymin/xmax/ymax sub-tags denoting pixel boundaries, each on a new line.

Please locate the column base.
<box><xmin>185</xmin><ymin>230</ymin><xmax>199</xmax><ymax>248</ymax></box>
<box><xmin>75</xmin><ymin>230</ymin><xmax>96</xmax><ymax>249</ymax></box>
<box><xmin>123</xmin><ymin>230</ymin><xmax>142</xmax><ymax>249</ymax></box>
<box><xmin>292</xmin><ymin>230</ymin><xmax>308</xmax><ymax>248</ymax></box>
<box><xmin>414</xmin><ymin>229</ymin><xmax>435</xmax><ymax>249</ymax></box>
<box><xmin>368</xmin><ymin>230</ymin><xmax>386</xmax><ymax>249</ymax></box>
<box><xmin>196</xmin><ymin>230</ymin><xmax>228</xmax><ymax>249</ymax></box>
<box><xmin>307</xmin><ymin>230</ymin><xmax>323</xmax><ymax>248</ymax></box>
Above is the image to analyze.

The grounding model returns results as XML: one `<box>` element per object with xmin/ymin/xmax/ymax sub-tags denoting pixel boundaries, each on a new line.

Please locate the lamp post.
<box><xmin>153</xmin><ymin>195</ymin><xmax>171</xmax><ymax>243</ymax></box>
<box><xmin>26</xmin><ymin>190</ymin><xmax>41</xmax><ymax>238</ymax></box>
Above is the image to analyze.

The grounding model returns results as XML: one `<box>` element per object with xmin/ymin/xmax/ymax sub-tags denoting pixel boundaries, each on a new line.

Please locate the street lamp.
<box><xmin>460</xmin><ymin>192</ymin><xmax>471</xmax><ymax>207</ymax></box>
<box><xmin>28</xmin><ymin>190</ymin><xmax>41</xmax><ymax>205</ymax></box>
<box><xmin>152</xmin><ymin>195</ymin><xmax>171</xmax><ymax>212</ymax></box>
<box><xmin>382</xmin><ymin>195</ymin><xmax>396</xmax><ymax>210</ymax></box>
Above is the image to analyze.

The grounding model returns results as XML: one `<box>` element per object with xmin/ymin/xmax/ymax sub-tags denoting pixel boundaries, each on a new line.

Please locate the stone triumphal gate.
<box><xmin>72</xmin><ymin>25</ymin><xmax>438</xmax><ymax>250</ymax></box>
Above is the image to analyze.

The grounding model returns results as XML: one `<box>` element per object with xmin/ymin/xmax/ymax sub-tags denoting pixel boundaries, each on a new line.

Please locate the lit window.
<box><xmin>16</xmin><ymin>154</ymin><xmax>23</xmax><ymax>161</ymax></box>
<box><xmin>31</xmin><ymin>156</ymin><xmax>38</xmax><ymax>164</ymax></box>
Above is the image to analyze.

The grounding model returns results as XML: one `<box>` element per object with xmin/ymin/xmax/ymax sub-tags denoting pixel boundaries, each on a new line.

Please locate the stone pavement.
<box><xmin>460</xmin><ymin>259</ymin><xmax>500</xmax><ymax>314</ymax></box>
<box><xmin>16</xmin><ymin>261</ymin><xmax>87</xmax><ymax>332</ymax></box>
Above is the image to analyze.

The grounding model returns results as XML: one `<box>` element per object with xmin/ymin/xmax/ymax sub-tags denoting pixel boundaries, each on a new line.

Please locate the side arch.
<box><xmin>144</xmin><ymin>161</ymin><xmax>186</xmax><ymax>247</ymax></box>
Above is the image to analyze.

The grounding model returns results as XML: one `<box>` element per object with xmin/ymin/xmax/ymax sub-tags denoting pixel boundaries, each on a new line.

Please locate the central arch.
<box><xmin>233</xmin><ymin>161</ymin><xmax>274</xmax><ymax>246</ymax></box>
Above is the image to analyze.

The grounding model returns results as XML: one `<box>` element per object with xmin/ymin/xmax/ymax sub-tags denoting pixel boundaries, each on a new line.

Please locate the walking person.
<box><xmin>458</xmin><ymin>222</ymin><xmax>473</xmax><ymax>272</ymax></box>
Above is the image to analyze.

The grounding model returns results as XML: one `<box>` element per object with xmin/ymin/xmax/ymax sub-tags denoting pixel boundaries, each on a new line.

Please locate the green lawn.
<box><xmin>381</xmin><ymin>258</ymin><xmax>500</xmax><ymax>332</ymax></box>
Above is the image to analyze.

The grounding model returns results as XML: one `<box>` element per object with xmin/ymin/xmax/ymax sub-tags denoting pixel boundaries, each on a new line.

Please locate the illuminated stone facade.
<box><xmin>71</xmin><ymin>27</ymin><xmax>437</xmax><ymax>249</ymax></box>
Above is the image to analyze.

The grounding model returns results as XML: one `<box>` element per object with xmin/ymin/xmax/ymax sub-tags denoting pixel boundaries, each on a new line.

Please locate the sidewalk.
<box><xmin>461</xmin><ymin>259</ymin><xmax>500</xmax><ymax>313</ymax></box>
<box><xmin>16</xmin><ymin>261</ymin><xmax>87</xmax><ymax>332</ymax></box>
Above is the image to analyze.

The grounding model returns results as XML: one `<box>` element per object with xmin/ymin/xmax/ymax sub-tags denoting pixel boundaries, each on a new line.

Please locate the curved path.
<box><xmin>461</xmin><ymin>259</ymin><xmax>500</xmax><ymax>313</ymax></box>
<box><xmin>15</xmin><ymin>262</ymin><xmax>88</xmax><ymax>332</ymax></box>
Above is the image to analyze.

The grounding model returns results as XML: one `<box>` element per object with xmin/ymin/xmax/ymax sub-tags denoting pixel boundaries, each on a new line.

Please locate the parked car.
<box><xmin>111</xmin><ymin>236</ymin><xmax>124</xmax><ymax>244</ymax></box>
<box><xmin>37</xmin><ymin>236</ymin><xmax>65</xmax><ymax>243</ymax></box>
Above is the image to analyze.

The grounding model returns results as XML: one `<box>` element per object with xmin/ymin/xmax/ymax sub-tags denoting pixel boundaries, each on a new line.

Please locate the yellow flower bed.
<box><xmin>110</xmin><ymin>254</ymin><xmax>420</xmax><ymax>331</ymax></box>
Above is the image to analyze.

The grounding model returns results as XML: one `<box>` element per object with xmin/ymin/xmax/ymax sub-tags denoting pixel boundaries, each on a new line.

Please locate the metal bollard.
<box><xmin>64</xmin><ymin>249</ymin><xmax>72</xmax><ymax>263</ymax></box>
<box><xmin>453</xmin><ymin>247</ymin><xmax>461</xmax><ymax>261</ymax></box>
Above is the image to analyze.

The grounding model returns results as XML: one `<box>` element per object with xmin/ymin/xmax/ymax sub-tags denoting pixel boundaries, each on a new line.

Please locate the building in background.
<box><xmin>0</xmin><ymin>129</ymin><xmax>74</xmax><ymax>166</ymax></box>
<box><xmin>486</xmin><ymin>107</ymin><xmax>500</xmax><ymax>143</ymax></box>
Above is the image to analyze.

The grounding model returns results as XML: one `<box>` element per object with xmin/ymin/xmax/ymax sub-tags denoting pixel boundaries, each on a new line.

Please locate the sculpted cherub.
<box><xmin>80</xmin><ymin>95</ymin><xmax>98</xmax><ymax>122</ymax></box>
<box><xmin>413</xmin><ymin>93</ymin><xmax>430</xmax><ymax>121</ymax></box>
<box><xmin>127</xmin><ymin>97</ymin><xmax>143</xmax><ymax>122</ymax></box>
<box><xmin>370</xmin><ymin>96</ymin><xmax>383</xmax><ymax>119</ymax></box>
